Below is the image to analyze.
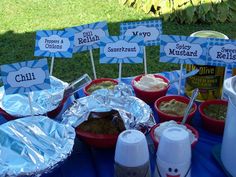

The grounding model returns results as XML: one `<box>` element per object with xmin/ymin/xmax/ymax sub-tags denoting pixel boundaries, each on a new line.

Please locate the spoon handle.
<box><xmin>169</xmin><ymin>69</ymin><xmax>199</xmax><ymax>85</ymax></box>
<box><xmin>181</xmin><ymin>88</ymin><xmax>199</xmax><ymax>124</ymax></box>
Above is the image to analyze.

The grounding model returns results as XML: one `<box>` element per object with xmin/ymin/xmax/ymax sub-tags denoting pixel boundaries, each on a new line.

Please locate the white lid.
<box><xmin>114</xmin><ymin>130</ymin><xmax>149</xmax><ymax>167</ymax></box>
<box><xmin>224</xmin><ymin>76</ymin><xmax>236</xmax><ymax>104</ymax></box>
<box><xmin>190</xmin><ymin>30</ymin><xmax>229</xmax><ymax>39</ymax></box>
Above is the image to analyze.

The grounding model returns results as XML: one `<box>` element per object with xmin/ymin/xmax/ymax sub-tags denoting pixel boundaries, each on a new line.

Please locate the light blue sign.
<box><xmin>207</xmin><ymin>38</ymin><xmax>236</xmax><ymax>68</ymax></box>
<box><xmin>65</xmin><ymin>21</ymin><xmax>109</xmax><ymax>52</ymax></box>
<box><xmin>100</xmin><ymin>36</ymin><xmax>144</xmax><ymax>64</ymax></box>
<box><xmin>34</xmin><ymin>30</ymin><xmax>74</xmax><ymax>58</ymax></box>
<box><xmin>0</xmin><ymin>59</ymin><xmax>51</xmax><ymax>95</ymax></box>
<box><xmin>160</xmin><ymin>35</ymin><xmax>208</xmax><ymax>65</ymax></box>
<box><xmin>120</xmin><ymin>20</ymin><xmax>162</xmax><ymax>46</ymax></box>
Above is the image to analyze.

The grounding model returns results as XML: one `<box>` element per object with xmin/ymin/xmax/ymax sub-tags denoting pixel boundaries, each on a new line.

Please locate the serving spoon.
<box><xmin>181</xmin><ymin>88</ymin><xmax>199</xmax><ymax>125</ymax></box>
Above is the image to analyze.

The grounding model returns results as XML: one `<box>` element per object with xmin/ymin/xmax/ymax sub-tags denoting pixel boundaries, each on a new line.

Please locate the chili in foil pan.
<box><xmin>0</xmin><ymin>76</ymin><xmax>68</xmax><ymax>117</ymax></box>
<box><xmin>61</xmin><ymin>85</ymin><xmax>156</xmax><ymax>131</ymax></box>
<box><xmin>0</xmin><ymin>116</ymin><xmax>75</xmax><ymax>177</ymax></box>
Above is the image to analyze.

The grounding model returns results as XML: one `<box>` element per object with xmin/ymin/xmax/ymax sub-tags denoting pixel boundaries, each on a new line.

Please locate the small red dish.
<box><xmin>154</xmin><ymin>95</ymin><xmax>197</xmax><ymax>123</ymax></box>
<box><xmin>47</xmin><ymin>96</ymin><xmax>69</xmax><ymax>118</ymax></box>
<box><xmin>131</xmin><ymin>74</ymin><xmax>169</xmax><ymax>104</ymax></box>
<box><xmin>199</xmin><ymin>99</ymin><xmax>228</xmax><ymax>135</ymax></box>
<box><xmin>150</xmin><ymin>122</ymin><xmax>199</xmax><ymax>150</ymax></box>
<box><xmin>0</xmin><ymin>95</ymin><xmax>69</xmax><ymax>121</ymax></box>
<box><xmin>0</xmin><ymin>107</ymin><xmax>15</xmax><ymax>121</ymax></box>
<box><xmin>83</xmin><ymin>78</ymin><xmax>118</xmax><ymax>96</ymax></box>
<box><xmin>75</xmin><ymin>128</ymin><xmax>119</xmax><ymax>148</ymax></box>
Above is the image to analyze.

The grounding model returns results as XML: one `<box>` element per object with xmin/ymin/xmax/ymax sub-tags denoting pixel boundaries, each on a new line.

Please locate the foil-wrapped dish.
<box><xmin>62</xmin><ymin>84</ymin><xmax>155</xmax><ymax>148</ymax></box>
<box><xmin>0</xmin><ymin>76</ymin><xmax>68</xmax><ymax>118</ymax></box>
<box><xmin>62</xmin><ymin>84</ymin><xmax>155</xmax><ymax>131</ymax></box>
<box><xmin>75</xmin><ymin>109</ymin><xmax>126</xmax><ymax>148</ymax></box>
<box><xmin>0</xmin><ymin>116</ymin><xmax>75</xmax><ymax>177</ymax></box>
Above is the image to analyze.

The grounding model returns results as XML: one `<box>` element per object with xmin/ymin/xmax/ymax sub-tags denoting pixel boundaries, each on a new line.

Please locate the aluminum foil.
<box><xmin>61</xmin><ymin>83</ymin><xmax>155</xmax><ymax>131</ymax></box>
<box><xmin>0</xmin><ymin>116</ymin><xmax>75</xmax><ymax>177</ymax></box>
<box><xmin>0</xmin><ymin>76</ymin><xmax>68</xmax><ymax>117</ymax></box>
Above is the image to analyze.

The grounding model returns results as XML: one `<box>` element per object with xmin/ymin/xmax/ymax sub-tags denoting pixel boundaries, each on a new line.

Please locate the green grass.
<box><xmin>0</xmin><ymin>0</ymin><xmax>236</xmax><ymax>82</ymax></box>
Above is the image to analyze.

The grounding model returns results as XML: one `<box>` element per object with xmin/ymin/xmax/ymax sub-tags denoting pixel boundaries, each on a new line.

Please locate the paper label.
<box><xmin>120</xmin><ymin>20</ymin><xmax>162</xmax><ymax>46</ymax></box>
<box><xmin>65</xmin><ymin>21</ymin><xmax>109</xmax><ymax>52</ymax></box>
<box><xmin>164</xmin><ymin>41</ymin><xmax>203</xmax><ymax>59</ymax></box>
<box><xmin>100</xmin><ymin>36</ymin><xmax>144</xmax><ymax>63</ymax></box>
<box><xmin>160</xmin><ymin>35</ymin><xmax>207</xmax><ymax>65</ymax></box>
<box><xmin>34</xmin><ymin>30</ymin><xmax>74</xmax><ymax>58</ymax></box>
<box><xmin>0</xmin><ymin>59</ymin><xmax>51</xmax><ymax>94</ymax></box>
<box><xmin>207</xmin><ymin>39</ymin><xmax>236</xmax><ymax>68</ymax></box>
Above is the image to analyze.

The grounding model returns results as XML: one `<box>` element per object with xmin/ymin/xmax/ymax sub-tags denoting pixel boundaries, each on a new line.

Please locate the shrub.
<box><xmin>119</xmin><ymin>0</ymin><xmax>236</xmax><ymax>23</ymax></box>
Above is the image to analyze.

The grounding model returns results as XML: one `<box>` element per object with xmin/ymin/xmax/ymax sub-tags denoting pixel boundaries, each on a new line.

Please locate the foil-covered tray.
<box><xmin>0</xmin><ymin>76</ymin><xmax>68</xmax><ymax>117</ymax></box>
<box><xmin>62</xmin><ymin>85</ymin><xmax>155</xmax><ymax>131</ymax></box>
<box><xmin>0</xmin><ymin>116</ymin><xmax>75</xmax><ymax>177</ymax></box>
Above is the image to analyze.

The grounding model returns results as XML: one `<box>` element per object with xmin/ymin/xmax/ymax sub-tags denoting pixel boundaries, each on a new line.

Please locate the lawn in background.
<box><xmin>1</xmin><ymin>0</ymin><xmax>236</xmax><ymax>82</ymax></box>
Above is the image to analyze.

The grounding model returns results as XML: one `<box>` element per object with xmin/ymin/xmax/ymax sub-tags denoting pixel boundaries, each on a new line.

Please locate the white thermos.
<box><xmin>114</xmin><ymin>130</ymin><xmax>151</xmax><ymax>177</ymax></box>
<box><xmin>221</xmin><ymin>76</ymin><xmax>236</xmax><ymax>176</ymax></box>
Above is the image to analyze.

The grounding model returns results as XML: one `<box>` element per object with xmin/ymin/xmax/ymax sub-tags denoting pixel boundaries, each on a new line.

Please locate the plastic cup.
<box><xmin>156</xmin><ymin>127</ymin><xmax>191</xmax><ymax>177</ymax></box>
<box><xmin>114</xmin><ymin>130</ymin><xmax>151</xmax><ymax>177</ymax></box>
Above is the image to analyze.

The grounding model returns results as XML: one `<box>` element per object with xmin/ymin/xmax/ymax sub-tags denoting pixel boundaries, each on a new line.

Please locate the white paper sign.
<box><xmin>164</xmin><ymin>41</ymin><xmax>203</xmax><ymax>59</ymax></box>
<box><xmin>125</xmin><ymin>26</ymin><xmax>159</xmax><ymax>42</ymax></box>
<box><xmin>74</xmin><ymin>28</ymin><xmax>105</xmax><ymax>47</ymax></box>
<box><xmin>209</xmin><ymin>44</ymin><xmax>236</xmax><ymax>62</ymax></box>
<box><xmin>104</xmin><ymin>40</ymin><xmax>140</xmax><ymax>58</ymax></box>
<box><xmin>7</xmin><ymin>67</ymin><xmax>46</xmax><ymax>88</ymax></box>
<box><xmin>38</xmin><ymin>35</ymin><xmax>70</xmax><ymax>52</ymax></box>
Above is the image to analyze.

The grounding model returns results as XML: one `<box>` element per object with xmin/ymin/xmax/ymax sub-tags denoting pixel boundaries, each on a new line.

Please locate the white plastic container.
<box><xmin>114</xmin><ymin>129</ymin><xmax>151</xmax><ymax>177</ymax></box>
<box><xmin>221</xmin><ymin>76</ymin><xmax>236</xmax><ymax>176</ymax></box>
<box><xmin>156</xmin><ymin>127</ymin><xmax>191</xmax><ymax>177</ymax></box>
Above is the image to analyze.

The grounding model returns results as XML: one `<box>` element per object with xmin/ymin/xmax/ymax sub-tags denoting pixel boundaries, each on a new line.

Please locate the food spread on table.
<box><xmin>203</xmin><ymin>104</ymin><xmax>227</xmax><ymax>120</ymax></box>
<box><xmin>158</xmin><ymin>99</ymin><xmax>194</xmax><ymax>116</ymax></box>
<box><xmin>134</xmin><ymin>74</ymin><xmax>168</xmax><ymax>91</ymax></box>
<box><xmin>0</xmin><ymin>17</ymin><xmax>235</xmax><ymax>177</ymax></box>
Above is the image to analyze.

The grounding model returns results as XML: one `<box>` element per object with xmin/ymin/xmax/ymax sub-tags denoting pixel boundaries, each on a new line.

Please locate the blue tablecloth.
<box><xmin>0</xmin><ymin>72</ymin><xmax>227</xmax><ymax>177</ymax></box>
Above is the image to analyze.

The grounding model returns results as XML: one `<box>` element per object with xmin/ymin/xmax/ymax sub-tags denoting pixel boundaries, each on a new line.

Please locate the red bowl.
<box><xmin>150</xmin><ymin>122</ymin><xmax>199</xmax><ymax>149</ymax></box>
<box><xmin>131</xmin><ymin>74</ymin><xmax>170</xmax><ymax>104</ymax></box>
<box><xmin>0</xmin><ymin>107</ymin><xmax>15</xmax><ymax>121</ymax></box>
<box><xmin>83</xmin><ymin>78</ymin><xmax>118</xmax><ymax>96</ymax></box>
<box><xmin>75</xmin><ymin>127</ymin><xmax>120</xmax><ymax>148</ymax></box>
<box><xmin>0</xmin><ymin>95</ymin><xmax>70</xmax><ymax>121</ymax></box>
<box><xmin>199</xmin><ymin>99</ymin><xmax>227</xmax><ymax>135</ymax></box>
<box><xmin>154</xmin><ymin>95</ymin><xmax>197</xmax><ymax>123</ymax></box>
<box><xmin>47</xmin><ymin>96</ymin><xmax>69</xmax><ymax>118</ymax></box>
